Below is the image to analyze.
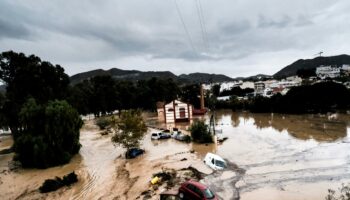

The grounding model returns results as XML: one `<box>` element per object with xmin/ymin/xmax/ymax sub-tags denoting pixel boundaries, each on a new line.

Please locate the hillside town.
<box><xmin>204</xmin><ymin>64</ymin><xmax>350</xmax><ymax>100</ymax></box>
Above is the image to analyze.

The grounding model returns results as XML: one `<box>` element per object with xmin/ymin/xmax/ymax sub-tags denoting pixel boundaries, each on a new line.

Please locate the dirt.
<box><xmin>0</xmin><ymin>111</ymin><xmax>349</xmax><ymax>200</ymax></box>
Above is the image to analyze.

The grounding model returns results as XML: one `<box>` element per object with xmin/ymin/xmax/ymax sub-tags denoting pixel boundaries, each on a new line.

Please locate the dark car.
<box><xmin>178</xmin><ymin>180</ymin><xmax>217</xmax><ymax>200</ymax></box>
<box><xmin>125</xmin><ymin>148</ymin><xmax>145</xmax><ymax>159</ymax></box>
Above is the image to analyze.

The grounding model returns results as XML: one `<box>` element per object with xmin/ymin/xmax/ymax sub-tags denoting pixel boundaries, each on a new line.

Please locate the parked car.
<box><xmin>203</xmin><ymin>153</ymin><xmax>227</xmax><ymax>170</ymax></box>
<box><xmin>151</xmin><ymin>132</ymin><xmax>171</xmax><ymax>140</ymax></box>
<box><xmin>173</xmin><ymin>132</ymin><xmax>191</xmax><ymax>142</ymax></box>
<box><xmin>125</xmin><ymin>148</ymin><xmax>145</xmax><ymax>159</ymax></box>
<box><xmin>178</xmin><ymin>180</ymin><xmax>217</xmax><ymax>200</ymax></box>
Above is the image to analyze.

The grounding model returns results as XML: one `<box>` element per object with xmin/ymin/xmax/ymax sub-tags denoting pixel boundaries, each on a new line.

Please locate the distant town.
<box><xmin>204</xmin><ymin>64</ymin><xmax>350</xmax><ymax>100</ymax></box>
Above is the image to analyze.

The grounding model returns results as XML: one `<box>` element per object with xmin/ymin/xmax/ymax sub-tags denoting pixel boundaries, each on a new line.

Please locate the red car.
<box><xmin>178</xmin><ymin>180</ymin><xmax>218</xmax><ymax>200</ymax></box>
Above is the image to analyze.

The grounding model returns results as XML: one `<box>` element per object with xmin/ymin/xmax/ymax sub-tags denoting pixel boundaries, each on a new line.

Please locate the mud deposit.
<box><xmin>1</xmin><ymin>111</ymin><xmax>350</xmax><ymax>200</ymax></box>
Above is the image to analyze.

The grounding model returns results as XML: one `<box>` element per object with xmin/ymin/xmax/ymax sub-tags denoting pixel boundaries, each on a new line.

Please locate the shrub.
<box><xmin>190</xmin><ymin>121</ymin><xmax>213</xmax><ymax>143</ymax></box>
<box><xmin>95</xmin><ymin>116</ymin><xmax>112</xmax><ymax>130</ymax></box>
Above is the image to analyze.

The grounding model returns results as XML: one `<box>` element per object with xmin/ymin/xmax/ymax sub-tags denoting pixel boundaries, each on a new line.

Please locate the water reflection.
<box><xmin>145</xmin><ymin>110</ymin><xmax>350</xmax><ymax>142</ymax></box>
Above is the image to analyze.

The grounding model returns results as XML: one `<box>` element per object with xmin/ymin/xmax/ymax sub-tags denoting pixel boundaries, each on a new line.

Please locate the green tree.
<box><xmin>211</xmin><ymin>84</ymin><xmax>221</xmax><ymax>97</ymax></box>
<box><xmin>0</xmin><ymin>51</ymin><xmax>70</xmax><ymax>139</ymax></box>
<box><xmin>14</xmin><ymin>99</ymin><xmax>82</xmax><ymax>168</ymax></box>
<box><xmin>180</xmin><ymin>84</ymin><xmax>201</xmax><ymax>108</ymax></box>
<box><xmin>190</xmin><ymin>121</ymin><xmax>213</xmax><ymax>143</ymax></box>
<box><xmin>111</xmin><ymin>110</ymin><xmax>147</xmax><ymax>150</ymax></box>
<box><xmin>90</xmin><ymin>75</ymin><xmax>120</xmax><ymax>116</ymax></box>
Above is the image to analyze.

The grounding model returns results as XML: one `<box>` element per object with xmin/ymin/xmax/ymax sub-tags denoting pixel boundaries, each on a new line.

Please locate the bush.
<box><xmin>39</xmin><ymin>172</ymin><xmax>78</xmax><ymax>193</ymax></box>
<box><xmin>190</xmin><ymin>121</ymin><xmax>213</xmax><ymax>143</ymax></box>
<box><xmin>95</xmin><ymin>116</ymin><xmax>112</xmax><ymax>130</ymax></box>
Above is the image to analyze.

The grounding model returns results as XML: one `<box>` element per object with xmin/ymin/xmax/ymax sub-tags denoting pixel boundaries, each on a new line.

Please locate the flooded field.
<box><xmin>0</xmin><ymin>110</ymin><xmax>350</xmax><ymax>199</ymax></box>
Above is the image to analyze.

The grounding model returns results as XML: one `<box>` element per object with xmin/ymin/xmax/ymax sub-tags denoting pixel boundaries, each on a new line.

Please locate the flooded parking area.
<box><xmin>0</xmin><ymin>110</ymin><xmax>349</xmax><ymax>199</ymax></box>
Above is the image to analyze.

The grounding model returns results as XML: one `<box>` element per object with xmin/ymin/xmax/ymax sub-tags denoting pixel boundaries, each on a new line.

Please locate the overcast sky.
<box><xmin>0</xmin><ymin>0</ymin><xmax>349</xmax><ymax>77</ymax></box>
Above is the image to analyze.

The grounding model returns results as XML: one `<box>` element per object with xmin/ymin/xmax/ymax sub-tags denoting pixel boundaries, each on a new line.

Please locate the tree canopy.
<box><xmin>14</xmin><ymin>99</ymin><xmax>82</xmax><ymax>168</ymax></box>
<box><xmin>0</xmin><ymin>51</ymin><xmax>82</xmax><ymax>168</ymax></box>
<box><xmin>0</xmin><ymin>51</ymin><xmax>70</xmax><ymax>138</ymax></box>
<box><xmin>111</xmin><ymin>110</ymin><xmax>147</xmax><ymax>150</ymax></box>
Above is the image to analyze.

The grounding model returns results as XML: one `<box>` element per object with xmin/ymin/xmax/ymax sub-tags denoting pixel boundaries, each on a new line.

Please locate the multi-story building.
<box><xmin>316</xmin><ymin>65</ymin><xmax>340</xmax><ymax>79</ymax></box>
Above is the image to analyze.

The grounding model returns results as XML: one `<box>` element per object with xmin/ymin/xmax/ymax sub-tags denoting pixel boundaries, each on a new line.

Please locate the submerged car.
<box><xmin>203</xmin><ymin>153</ymin><xmax>227</xmax><ymax>170</ymax></box>
<box><xmin>125</xmin><ymin>148</ymin><xmax>145</xmax><ymax>159</ymax></box>
<box><xmin>172</xmin><ymin>131</ymin><xmax>190</xmax><ymax>142</ymax></box>
<box><xmin>178</xmin><ymin>180</ymin><xmax>217</xmax><ymax>200</ymax></box>
<box><xmin>151</xmin><ymin>132</ymin><xmax>171</xmax><ymax>140</ymax></box>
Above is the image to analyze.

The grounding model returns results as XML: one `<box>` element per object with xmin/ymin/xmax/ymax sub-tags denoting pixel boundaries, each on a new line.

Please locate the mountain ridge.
<box><xmin>70</xmin><ymin>68</ymin><xmax>233</xmax><ymax>84</ymax></box>
<box><xmin>274</xmin><ymin>54</ymin><xmax>350</xmax><ymax>78</ymax></box>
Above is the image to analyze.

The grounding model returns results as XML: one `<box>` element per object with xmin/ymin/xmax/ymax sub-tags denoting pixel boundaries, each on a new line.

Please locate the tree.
<box><xmin>190</xmin><ymin>121</ymin><xmax>213</xmax><ymax>143</ymax></box>
<box><xmin>111</xmin><ymin>110</ymin><xmax>147</xmax><ymax>150</ymax></box>
<box><xmin>90</xmin><ymin>75</ymin><xmax>120</xmax><ymax>116</ymax></box>
<box><xmin>14</xmin><ymin>99</ymin><xmax>82</xmax><ymax>168</ymax></box>
<box><xmin>0</xmin><ymin>51</ymin><xmax>70</xmax><ymax>138</ymax></box>
<box><xmin>180</xmin><ymin>84</ymin><xmax>201</xmax><ymax>108</ymax></box>
<box><xmin>211</xmin><ymin>84</ymin><xmax>221</xmax><ymax>97</ymax></box>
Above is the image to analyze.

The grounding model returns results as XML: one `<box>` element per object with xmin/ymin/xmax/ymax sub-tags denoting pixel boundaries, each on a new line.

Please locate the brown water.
<box><xmin>0</xmin><ymin>111</ymin><xmax>349</xmax><ymax>200</ymax></box>
<box><xmin>195</xmin><ymin>111</ymin><xmax>350</xmax><ymax>200</ymax></box>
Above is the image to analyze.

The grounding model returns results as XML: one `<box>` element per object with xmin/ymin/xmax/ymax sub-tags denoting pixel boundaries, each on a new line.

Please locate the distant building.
<box><xmin>157</xmin><ymin>100</ymin><xmax>193</xmax><ymax>123</ymax></box>
<box><xmin>342</xmin><ymin>64</ymin><xmax>350</xmax><ymax>75</ymax></box>
<box><xmin>217</xmin><ymin>96</ymin><xmax>231</xmax><ymax>101</ymax></box>
<box><xmin>254</xmin><ymin>82</ymin><xmax>265</xmax><ymax>96</ymax></box>
<box><xmin>240</xmin><ymin>81</ymin><xmax>254</xmax><ymax>89</ymax></box>
<box><xmin>316</xmin><ymin>65</ymin><xmax>340</xmax><ymax>79</ymax></box>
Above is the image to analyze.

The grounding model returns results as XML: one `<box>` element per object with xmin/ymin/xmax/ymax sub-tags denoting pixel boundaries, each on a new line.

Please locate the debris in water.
<box><xmin>39</xmin><ymin>171</ymin><xmax>78</xmax><ymax>193</ymax></box>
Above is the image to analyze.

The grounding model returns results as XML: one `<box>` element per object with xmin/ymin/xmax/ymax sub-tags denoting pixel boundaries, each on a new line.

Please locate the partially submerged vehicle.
<box><xmin>178</xmin><ymin>180</ymin><xmax>218</xmax><ymax>200</ymax></box>
<box><xmin>203</xmin><ymin>153</ymin><xmax>227</xmax><ymax>170</ymax></box>
<box><xmin>151</xmin><ymin>132</ymin><xmax>171</xmax><ymax>140</ymax></box>
<box><xmin>172</xmin><ymin>131</ymin><xmax>190</xmax><ymax>142</ymax></box>
<box><xmin>125</xmin><ymin>148</ymin><xmax>145</xmax><ymax>159</ymax></box>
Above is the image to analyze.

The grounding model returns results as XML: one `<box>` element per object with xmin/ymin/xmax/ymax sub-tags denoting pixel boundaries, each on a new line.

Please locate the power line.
<box><xmin>195</xmin><ymin>0</ymin><xmax>206</xmax><ymax>52</ymax></box>
<box><xmin>197</xmin><ymin>0</ymin><xmax>209</xmax><ymax>51</ymax></box>
<box><xmin>174</xmin><ymin>0</ymin><xmax>198</xmax><ymax>56</ymax></box>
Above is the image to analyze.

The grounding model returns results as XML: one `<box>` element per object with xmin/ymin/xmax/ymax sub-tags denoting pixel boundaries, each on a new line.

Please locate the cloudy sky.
<box><xmin>0</xmin><ymin>0</ymin><xmax>349</xmax><ymax>77</ymax></box>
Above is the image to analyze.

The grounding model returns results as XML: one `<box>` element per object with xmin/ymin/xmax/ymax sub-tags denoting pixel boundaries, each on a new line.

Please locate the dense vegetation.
<box><xmin>217</xmin><ymin>82</ymin><xmax>350</xmax><ymax>114</ymax></box>
<box><xmin>0</xmin><ymin>51</ymin><xmax>82</xmax><ymax>168</ymax></box>
<box><xmin>68</xmin><ymin>75</ymin><xmax>204</xmax><ymax>115</ymax></box>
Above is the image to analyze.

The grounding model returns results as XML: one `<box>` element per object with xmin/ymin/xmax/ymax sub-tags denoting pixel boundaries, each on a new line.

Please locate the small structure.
<box><xmin>157</xmin><ymin>100</ymin><xmax>193</xmax><ymax>123</ymax></box>
<box><xmin>316</xmin><ymin>65</ymin><xmax>340</xmax><ymax>79</ymax></box>
<box><xmin>254</xmin><ymin>81</ymin><xmax>265</xmax><ymax>96</ymax></box>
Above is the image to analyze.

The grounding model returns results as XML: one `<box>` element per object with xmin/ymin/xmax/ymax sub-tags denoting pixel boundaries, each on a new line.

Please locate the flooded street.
<box><xmin>198</xmin><ymin>111</ymin><xmax>350</xmax><ymax>200</ymax></box>
<box><xmin>0</xmin><ymin>110</ymin><xmax>350</xmax><ymax>199</ymax></box>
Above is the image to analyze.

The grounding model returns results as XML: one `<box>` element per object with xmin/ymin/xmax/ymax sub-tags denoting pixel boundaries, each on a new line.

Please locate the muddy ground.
<box><xmin>1</xmin><ymin>111</ymin><xmax>350</xmax><ymax>200</ymax></box>
<box><xmin>0</xmin><ymin>120</ymin><xmax>214</xmax><ymax>200</ymax></box>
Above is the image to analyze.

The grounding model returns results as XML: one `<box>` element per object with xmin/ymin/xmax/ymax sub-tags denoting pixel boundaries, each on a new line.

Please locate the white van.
<box><xmin>203</xmin><ymin>153</ymin><xmax>227</xmax><ymax>170</ymax></box>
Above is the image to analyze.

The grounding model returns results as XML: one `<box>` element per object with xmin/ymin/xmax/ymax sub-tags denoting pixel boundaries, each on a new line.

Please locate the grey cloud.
<box><xmin>0</xmin><ymin>0</ymin><xmax>348</xmax><ymax>77</ymax></box>
<box><xmin>0</xmin><ymin>18</ymin><xmax>30</xmax><ymax>39</ymax></box>
<box><xmin>258</xmin><ymin>15</ymin><xmax>292</xmax><ymax>28</ymax></box>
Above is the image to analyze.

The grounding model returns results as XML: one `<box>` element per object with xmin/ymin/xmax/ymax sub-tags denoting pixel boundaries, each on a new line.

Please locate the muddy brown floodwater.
<box><xmin>0</xmin><ymin>110</ymin><xmax>350</xmax><ymax>200</ymax></box>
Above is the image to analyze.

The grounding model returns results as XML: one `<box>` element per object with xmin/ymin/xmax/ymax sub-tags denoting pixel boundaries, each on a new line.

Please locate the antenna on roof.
<box><xmin>314</xmin><ymin>51</ymin><xmax>324</xmax><ymax>57</ymax></box>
